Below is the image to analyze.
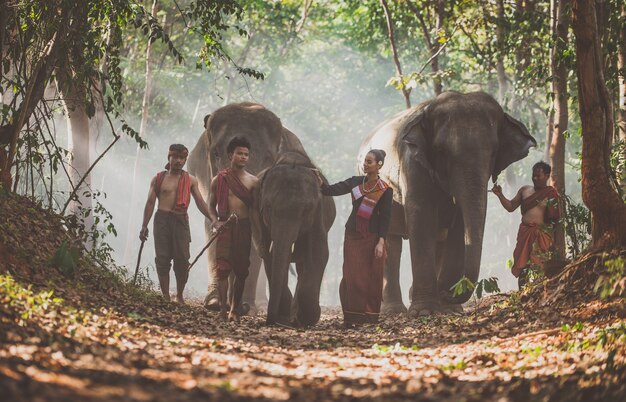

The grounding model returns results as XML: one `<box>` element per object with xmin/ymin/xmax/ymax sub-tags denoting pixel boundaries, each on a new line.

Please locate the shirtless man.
<box><xmin>140</xmin><ymin>144</ymin><xmax>212</xmax><ymax>303</ymax></box>
<box><xmin>492</xmin><ymin>161</ymin><xmax>560</xmax><ymax>288</ymax></box>
<box><xmin>207</xmin><ymin>137</ymin><xmax>258</xmax><ymax>321</ymax></box>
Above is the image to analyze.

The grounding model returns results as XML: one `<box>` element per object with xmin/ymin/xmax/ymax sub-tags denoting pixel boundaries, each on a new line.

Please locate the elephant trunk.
<box><xmin>266</xmin><ymin>219</ymin><xmax>299</xmax><ymax>325</ymax></box>
<box><xmin>448</xmin><ymin>169</ymin><xmax>489</xmax><ymax>304</ymax></box>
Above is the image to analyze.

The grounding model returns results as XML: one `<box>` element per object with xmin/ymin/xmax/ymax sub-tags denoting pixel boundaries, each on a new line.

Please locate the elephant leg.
<box><xmin>241</xmin><ymin>249</ymin><xmax>262</xmax><ymax>315</ymax></box>
<box><xmin>381</xmin><ymin>234</ymin><xmax>406</xmax><ymax>315</ymax></box>
<box><xmin>254</xmin><ymin>262</ymin><xmax>268</xmax><ymax>312</ymax></box>
<box><xmin>293</xmin><ymin>232</ymin><xmax>327</xmax><ymax>326</ymax></box>
<box><xmin>203</xmin><ymin>222</ymin><xmax>219</xmax><ymax>311</ymax></box>
<box><xmin>406</xmin><ymin>185</ymin><xmax>440</xmax><ymax>317</ymax></box>
<box><xmin>437</xmin><ymin>206</ymin><xmax>465</xmax><ymax>314</ymax></box>
<box><xmin>266</xmin><ymin>229</ymin><xmax>296</xmax><ymax>326</ymax></box>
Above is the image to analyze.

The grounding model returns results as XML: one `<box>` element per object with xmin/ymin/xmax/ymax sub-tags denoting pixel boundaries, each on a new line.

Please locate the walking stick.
<box><xmin>133</xmin><ymin>239</ymin><xmax>146</xmax><ymax>285</ymax></box>
<box><xmin>187</xmin><ymin>213</ymin><xmax>238</xmax><ymax>273</ymax></box>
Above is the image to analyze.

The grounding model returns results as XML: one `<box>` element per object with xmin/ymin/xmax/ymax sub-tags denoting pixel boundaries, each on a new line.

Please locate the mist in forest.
<box><xmin>81</xmin><ymin>36</ymin><xmax>581</xmax><ymax>307</ymax></box>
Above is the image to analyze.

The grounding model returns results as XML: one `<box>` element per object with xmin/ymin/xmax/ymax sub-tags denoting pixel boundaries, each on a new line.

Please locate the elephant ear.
<box><xmin>493</xmin><ymin>113</ymin><xmax>537</xmax><ymax>182</ymax></box>
<box><xmin>402</xmin><ymin>107</ymin><xmax>436</xmax><ymax>182</ymax></box>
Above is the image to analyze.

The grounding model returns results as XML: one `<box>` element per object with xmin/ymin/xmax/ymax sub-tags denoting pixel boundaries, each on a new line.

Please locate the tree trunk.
<box><xmin>406</xmin><ymin>0</ymin><xmax>442</xmax><ymax>96</ymax></box>
<box><xmin>380</xmin><ymin>0</ymin><xmax>411</xmax><ymax>109</ymax></box>
<box><xmin>618</xmin><ymin>2</ymin><xmax>626</xmax><ymax>191</ymax></box>
<box><xmin>123</xmin><ymin>0</ymin><xmax>158</xmax><ymax>265</ymax></box>
<box><xmin>62</xmin><ymin>83</ymin><xmax>94</xmax><ymax>238</ymax></box>
<box><xmin>572</xmin><ymin>0</ymin><xmax>626</xmax><ymax>248</ymax></box>
<box><xmin>495</xmin><ymin>0</ymin><xmax>508</xmax><ymax>105</ymax></box>
<box><xmin>549</xmin><ymin>0</ymin><xmax>570</xmax><ymax>257</ymax></box>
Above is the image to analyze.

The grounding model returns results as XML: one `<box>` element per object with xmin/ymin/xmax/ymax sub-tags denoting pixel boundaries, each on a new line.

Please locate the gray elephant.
<box><xmin>358</xmin><ymin>91</ymin><xmax>536</xmax><ymax>316</ymax></box>
<box><xmin>187</xmin><ymin>102</ymin><xmax>306</xmax><ymax>312</ymax></box>
<box><xmin>254</xmin><ymin>151</ymin><xmax>336</xmax><ymax>326</ymax></box>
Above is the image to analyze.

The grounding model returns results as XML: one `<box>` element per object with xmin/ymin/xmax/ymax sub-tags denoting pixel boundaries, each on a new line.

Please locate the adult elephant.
<box><xmin>254</xmin><ymin>151</ymin><xmax>336</xmax><ymax>326</ymax></box>
<box><xmin>187</xmin><ymin>102</ymin><xmax>306</xmax><ymax>313</ymax></box>
<box><xmin>358</xmin><ymin>91</ymin><xmax>536</xmax><ymax>316</ymax></box>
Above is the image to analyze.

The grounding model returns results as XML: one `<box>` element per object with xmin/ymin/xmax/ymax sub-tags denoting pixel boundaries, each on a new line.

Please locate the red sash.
<box><xmin>351</xmin><ymin>178</ymin><xmax>389</xmax><ymax>234</ymax></box>
<box><xmin>521</xmin><ymin>186</ymin><xmax>560</xmax><ymax>223</ymax></box>
<box><xmin>216</xmin><ymin>169</ymin><xmax>253</xmax><ymax>220</ymax></box>
<box><xmin>155</xmin><ymin>171</ymin><xmax>191</xmax><ymax>212</ymax></box>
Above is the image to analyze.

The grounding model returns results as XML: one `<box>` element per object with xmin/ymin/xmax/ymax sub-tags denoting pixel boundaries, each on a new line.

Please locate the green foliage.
<box><xmin>451</xmin><ymin>276</ymin><xmax>475</xmax><ymax>298</ymax></box>
<box><xmin>475</xmin><ymin>277</ymin><xmax>500</xmax><ymax>299</ymax></box>
<box><xmin>450</xmin><ymin>276</ymin><xmax>500</xmax><ymax>299</ymax></box>
<box><xmin>440</xmin><ymin>359</ymin><xmax>467</xmax><ymax>371</ymax></box>
<box><xmin>49</xmin><ymin>240</ymin><xmax>81</xmax><ymax>277</ymax></box>
<box><xmin>594</xmin><ymin>257</ymin><xmax>626</xmax><ymax>299</ymax></box>
<box><xmin>520</xmin><ymin>345</ymin><xmax>543</xmax><ymax>358</ymax></box>
<box><xmin>562</xmin><ymin>195</ymin><xmax>592</xmax><ymax>258</ymax></box>
<box><xmin>561</xmin><ymin>321</ymin><xmax>585</xmax><ymax>332</ymax></box>
<box><xmin>0</xmin><ymin>274</ymin><xmax>63</xmax><ymax>323</ymax></box>
<box><xmin>372</xmin><ymin>343</ymin><xmax>419</xmax><ymax>353</ymax></box>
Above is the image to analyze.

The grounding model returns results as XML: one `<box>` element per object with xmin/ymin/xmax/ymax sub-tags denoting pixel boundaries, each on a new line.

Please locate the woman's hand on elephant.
<box><xmin>314</xmin><ymin>170</ymin><xmax>323</xmax><ymax>186</ymax></box>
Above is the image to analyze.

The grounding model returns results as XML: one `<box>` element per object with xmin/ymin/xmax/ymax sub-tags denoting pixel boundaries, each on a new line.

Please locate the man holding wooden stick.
<box><xmin>139</xmin><ymin>144</ymin><xmax>212</xmax><ymax>303</ymax></box>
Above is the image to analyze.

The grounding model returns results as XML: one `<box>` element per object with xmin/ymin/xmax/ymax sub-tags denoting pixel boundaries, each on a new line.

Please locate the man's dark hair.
<box><xmin>227</xmin><ymin>136</ymin><xmax>251</xmax><ymax>155</ymax></box>
<box><xmin>169</xmin><ymin>144</ymin><xmax>188</xmax><ymax>153</ymax></box>
<box><xmin>533</xmin><ymin>161</ymin><xmax>551</xmax><ymax>175</ymax></box>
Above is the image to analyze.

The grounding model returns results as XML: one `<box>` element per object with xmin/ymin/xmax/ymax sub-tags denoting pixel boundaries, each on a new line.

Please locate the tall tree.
<box><xmin>618</xmin><ymin>2</ymin><xmax>626</xmax><ymax>191</ymax></box>
<box><xmin>380</xmin><ymin>0</ymin><xmax>411</xmax><ymax>108</ymax></box>
<box><xmin>549</xmin><ymin>0</ymin><xmax>571</xmax><ymax>257</ymax></box>
<box><xmin>124</xmin><ymin>0</ymin><xmax>159</xmax><ymax>264</ymax></box>
<box><xmin>572</xmin><ymin>0</ymin><xmax>626</xmax><ymax>247</ymax></box>
<box><xmin>405</xmin><ymin>0</ymin><xmax>446</xmax><ymax>96</ymax></box>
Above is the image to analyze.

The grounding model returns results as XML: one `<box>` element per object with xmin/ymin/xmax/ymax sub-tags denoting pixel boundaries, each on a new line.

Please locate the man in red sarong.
<box><xmin>492</xmin><ymin>161</ymin><xmax>561</xmax><ymax>288</ymax></box>
<box><xmin>140</xmin><ymin>144</ymin><xmax>213</xmax><ymax>303</ymax></box>
<box><xmin>207</xmin><ymin>137</ymin><xmax>258</xmax><ymax>322</ymax></box>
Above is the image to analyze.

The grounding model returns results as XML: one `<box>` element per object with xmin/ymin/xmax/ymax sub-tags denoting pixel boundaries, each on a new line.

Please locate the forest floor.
<box><xmin>1</xmin><ymin>191</ymin><xmax>625</xmax><ymax>401</ymax></box>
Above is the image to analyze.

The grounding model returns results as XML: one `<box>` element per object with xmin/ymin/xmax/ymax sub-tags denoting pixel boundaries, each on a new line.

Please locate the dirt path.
<box><xmin>1</xmin><ymin>283</ymin><xmax>624</xmax><ymax>402</ymax></box>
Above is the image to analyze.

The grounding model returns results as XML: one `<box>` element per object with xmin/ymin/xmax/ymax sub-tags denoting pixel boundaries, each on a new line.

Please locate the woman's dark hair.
<box><xmin>368</xmin><ymin>149</ymin><xmax>386</xmax><ymax>164</ymax></box>
<box><xmin>227</xmin><ymin>136</ymin><xmax>251</xmax><ymax>155</ymax></box>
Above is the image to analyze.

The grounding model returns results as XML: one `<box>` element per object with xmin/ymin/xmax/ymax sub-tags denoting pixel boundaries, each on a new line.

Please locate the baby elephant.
<box><xmin>256</xmin><ymin>152</ymin><xmax>335</xmax><ymax>326</ymax></box>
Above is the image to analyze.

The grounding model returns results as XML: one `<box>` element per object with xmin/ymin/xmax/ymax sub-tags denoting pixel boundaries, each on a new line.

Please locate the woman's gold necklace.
<box><xmin>362</xmin><ymin>176</ymin><xmax>380</xmax><ymax>193</ymax></box>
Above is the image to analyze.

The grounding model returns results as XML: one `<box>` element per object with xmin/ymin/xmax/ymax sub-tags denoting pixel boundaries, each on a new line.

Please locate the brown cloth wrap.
<box><xmin>511</xmin><ymin>223</ymin><xmax>553</xmax><ymax>277</ymax></box>
<box><xmin>154</xmin><ymin>210</ymin><xmax>191</xmax><ymax>281</ymax></box>
<box><xmin>511</xmin><ymin>186</ymin><xmax>560</xmax><ymax>278</ymax></box>
<box><xmin>213</xmin><ymin>218</ymin><xmax>251</xmax><ymax>280</ymax></box>
<box><xmin>340</xmin><ymin>229</ymin><xmax>386</xmax><ymax>324</ymax></box>
<box><xmin>213</xmin><ymin>169</ymin><xmax>253</xmax><ymax>280</ymax></box>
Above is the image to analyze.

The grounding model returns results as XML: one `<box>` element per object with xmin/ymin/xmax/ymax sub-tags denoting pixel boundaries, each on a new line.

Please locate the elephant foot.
<box><xmin>204</xmin><ymin>295</ymin><xmax>220</xmax><ymax>311</ymax></box>
<box><xmin>408</xmin><ymin>301</ymin><xmax>440</xmax><ymax>318</ymax></box>
<box><xmin>439</xmin><ymin>302</ymin><xmax>464</xmax><ymax>315</ymax></box>
<box><xmin>381</xmin><ymin>301</ymin><xmax>408</xmax><ymax>315</ymax></box>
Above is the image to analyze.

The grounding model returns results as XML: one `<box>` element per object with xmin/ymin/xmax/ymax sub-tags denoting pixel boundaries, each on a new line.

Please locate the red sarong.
<box><xmin>215</xmin><ymin>169</ymin><xmax>253</xmax><ymax>219</ymax></box>
<box><xmin>340</xmin><ymin>230</ymin><xmax>386</xmax><ymax>324</ymax></box>
<box><xmin>155</xmin><ymin>171</ymin><xmax>191</xmax><ymax>212</ymax></box>
<box><xmin>511</xmin><ymin>223</ymin><xmax>553</xmax><ymax>277</ymax></box>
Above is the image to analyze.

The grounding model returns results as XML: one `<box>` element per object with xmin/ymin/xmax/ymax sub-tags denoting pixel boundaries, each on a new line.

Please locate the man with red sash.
<box><xmin>207</xmin><ymin>137</ymin><xmax>258</xmax><ymax>321</ymax></box>
<box><xmin>320</xmin><ymin>149</ymin><xmax>393</xmax><ymax>327</ymax></box>
<box><xmin>492</xmin><ymin>161</ymin><xmax>561</xmax><ymax>288</ymax></box>
<box><xmin>140</xmin><ymin>144</ymin><xmax>212</xmax><ymax>303</ymax></box>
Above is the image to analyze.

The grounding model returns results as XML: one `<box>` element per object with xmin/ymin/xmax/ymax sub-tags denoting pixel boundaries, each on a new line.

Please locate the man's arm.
<box><xmin>190</xmin><ymin>175</ymin><xmax>213</xmax><ymax>221</ymax></box>
<box><xmin>492</xmin><ymin>184</ymin><xmax>523</xmax><ymax>212</ymax></box>
<box><xmin>140</xmin><ymin>177</ymin><xmax>158</xmax><ymax>240</ymax></box>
